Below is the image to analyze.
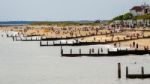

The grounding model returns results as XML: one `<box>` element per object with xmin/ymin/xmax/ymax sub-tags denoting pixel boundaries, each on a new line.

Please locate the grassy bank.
<box><xmin>31</xmin><ymin>21</ymin><xmax>101</xmax><ymax>26</ymax></box>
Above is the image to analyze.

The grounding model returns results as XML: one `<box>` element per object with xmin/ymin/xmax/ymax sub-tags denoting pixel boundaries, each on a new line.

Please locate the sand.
<box><xmin>0</xmin><ymin>25</ymin><xmax>150</xmax><ymax>49</ymax></box>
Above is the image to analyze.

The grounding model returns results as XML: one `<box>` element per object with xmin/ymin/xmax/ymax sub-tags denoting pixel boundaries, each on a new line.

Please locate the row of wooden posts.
<box><xmin>4</xmin><ymin>33</ymin><xmax>150</xmax><ymax>57</ymax></box>
<box><xmin>40</xmin><ymin>35</ymin><xmax>150</xmax><ymax>46</ymax></box>
<box><xmin>6</xmin><ymin>32</ymin><xmax>150</xmax><ymax>47</ymax></box>
<box><xmin>61</xmin><ymin>48</ymin><xmax>150</xmax><ymax>57</ymax></box>
<box><xmin>118</xmin><ymin>63</ymin><xmax>150</xmax><ymax>79</ymax></box>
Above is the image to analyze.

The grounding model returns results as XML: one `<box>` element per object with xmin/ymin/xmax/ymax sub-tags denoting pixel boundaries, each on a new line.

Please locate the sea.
<box><xmin>0</xmin><ymin>21</ymin><xmax>32</xmax><ymax>26</ymax></box>
<box><xmin>0</xmin><ymin>31</ymin><xmax>150</xmax><ymax>84</ymax></box>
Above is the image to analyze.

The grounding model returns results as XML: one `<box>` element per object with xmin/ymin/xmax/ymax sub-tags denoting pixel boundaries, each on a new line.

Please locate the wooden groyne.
<box><xmin>74</xmin><ymin>35</ymin><xmax>150</xmax><ymax>46</ymax></box>
<box><xmin>6</xmin><ymin>34</ymin><xmax>19</xmax><ymax>38</ymax></box>
<box><xmin>61</xmin><ymin>48</ymin><xmax>150</xmax><ymax>57</ymax></box>
<box><xmin>117</xmin><ymin>63</ymin><xmax>150</xmax><ymax>79</ymax></box>
<box><xmin>41</xmin><ymin>32</ymin><xmax>113</xmax><ymax>41</ymax></box>
<box><xmin>39</xmin><ymin>35</ymin><xmax>150</xmax><ymax>46</ymax></box>
<box><xmin>14</xmin><ymin>37</ymin><xmax>42</xmax><ymax>41</ymax></box>
<box><xmin>126</xmin><ymin>66</ymin><xmax>150</xmax><ymax>79</ymax></box>
<box><xmin>40</xmin><ymin>41</ymin><xmax>76</xmax><ymax>46</ymax></box>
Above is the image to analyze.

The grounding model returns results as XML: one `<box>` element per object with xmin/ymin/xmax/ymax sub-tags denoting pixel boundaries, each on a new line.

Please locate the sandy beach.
<box><xmin>0</xmin><ymin>25</ymin><xmax>150</xmax><ymax>50</ymax></box>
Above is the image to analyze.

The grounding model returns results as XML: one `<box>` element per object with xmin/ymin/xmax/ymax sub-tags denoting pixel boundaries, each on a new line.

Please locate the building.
<box><xmin>130</xmin><ymin>4</ymin><xmax>150</xmax><ymax>16</ymax></box>
<box><xmin>111</xmin><ymin>4</ymin><xmax>150</xmax><ymax>28</ymax></box>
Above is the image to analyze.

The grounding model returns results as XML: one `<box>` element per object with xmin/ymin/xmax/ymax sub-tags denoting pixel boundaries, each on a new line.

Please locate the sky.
<box><xmin>0</xmin><ymin>0</ymin><xmax>150</xmax><ymax>21</ymax></box>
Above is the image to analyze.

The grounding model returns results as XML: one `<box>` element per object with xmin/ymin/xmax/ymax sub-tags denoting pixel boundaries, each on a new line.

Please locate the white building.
<box><xmin>130</xmin><ymin>4</ymin><xmax>150</xmax><ymax>16</ymax></box>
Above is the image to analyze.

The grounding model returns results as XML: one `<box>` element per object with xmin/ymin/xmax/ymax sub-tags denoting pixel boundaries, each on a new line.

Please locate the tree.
<box><xmin>113</xmin><ymin>15</ymin><xmax>123</xmax><ymax>20</ymax></box>
<box><xmin>123</xmin><ymin>13</ymin><xmax>133</xmax><ymax>20</ymax></box>
<box><xmin>94</xmin><ymin>20</ymin><xmax>101</xmax><ymax>23</ymax></box>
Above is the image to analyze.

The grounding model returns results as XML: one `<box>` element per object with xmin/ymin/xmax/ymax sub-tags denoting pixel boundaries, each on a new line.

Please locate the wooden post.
<box><xmin>79</xmin><ymin>49</ymin><xmax>81</xmax><ymax>55</ymax></box>
<box><xmin>98</xmin><ymin>48</ymin><xmax>100</xmax><ymax>54</ymax></box>
<box><xmin>53</xmin><ymin>41</ymin><xmax>54</xmax><ymax>45</ymax></box>
<box><xmin>101</xmin><ymin>48</ymin><xmax>103</xmax><ymax>53</ymax></box>
<box><xmin>70</xmin><ymin>49</ymin><xmax>72</xmax><ymax>54</ymax></box>
<box><xmin>142</xmin><ymin>66</ymin><xmax>144</xmax><ymax>78</ymax></box>
<box><xmin>12</xmin><ymin>37</ymin><xmax>14</xmax><ymax>41</ymax></box>
<box><xmin>40</xmin><ymin>41</ymin><xmax>42</xmax><ymax>46</ymax></box>
<box><xmin>61</xmin><ymin>46</ymin><xmax>63</xmax><ymax>55</ymax></box>
<box><xmin>118</xmin><ymin>63</ymin><xmax>121</xmax><ymax>78</ymax></box>
<box><xmin>126</xmin><ymin>66</ymin><xmax>128</xmax><ymax>78</ymax></box>
<box><xmin>89</xmin><ymin>49</ymin><xmax>91</xmax><ymax>54</ymax></box>
<box><xmin>117</xmin><ymin>48</ymin><xmax>119</xmax><ymax>52</ymax></box>
<box><xmin>60</xmin><ymin>41</ymin><xmax>61</xmax><ymax>45</ymax></box>
<box><xmin>47</xmin><ymin>41</ymin><xmax>48</xmax><ymax>46</ymax></box>
<box><xmin>107</xmin><ymin>48</ymin><xmax>109</xmax><ymax>53</ymax></box>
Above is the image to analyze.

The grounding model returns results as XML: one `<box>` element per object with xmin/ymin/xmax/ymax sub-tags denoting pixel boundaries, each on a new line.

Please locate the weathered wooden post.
<box><xmin>47</xmin><ymin>41</ymin><xmax>48</xmax><ymax>46</ymax></box>
<box><xmin>12</xmin><ymin>37</ymin><xmax>14</xmax><ymax>41</ymax></box>
<box><xmin>118</xmin><ymin>63</ymin><xmax>121</xmax><ymax>78</ymax></box>
<box><xmin>53</xmin><ymin>41</ymin><xmax>55</xmax><ymax>45</ymax></box>
<box><xmin>61</xmin><ymin>46</ymin><xmax>63</xmax><ymax>55</ymax></box>
<box><xmin>89</xmin><ymin>49</ymin><xmax>91</xmax><ymax>54</ymax></box>
<box><xmin>60</xmin><ymin>41</ymin><xmax>62</xmax><ymax>45</ymax></box>
<box><xmin>79</xmin><ymin>49</ymin><xmax>81</xmax><ymax>55</ymax></box>
<box><xmin>126</xmin><ymin>66</ymin><xmax>128</xmax><ymax>78</ymax></box>
<box><xmin>101</xmin><ymin>48</ymin><xmax>103</xmax><ymax>53</ymax></box>
<box><xmin>40</xmin><ymin>41</ymin><xmax>42</xmax><ymax>46</ymax></box>
<box><xmin>107</xmin><ymin>48</ymin><xmax>109</xmax><ymax>53</ymax></box>
<box><xmin>70</xmin><ymin>49</ymin><xmax>72</xmax><ymax>54</ymax></box>
<box><xmin>98</xmin><ymin>48</ymin><xmax>100</xmax><ymax>54</ymax></box>
<box><xmin>142</xmin><ymin>66</ymin><xmax>144</xmax><ymax>78</ymax></box>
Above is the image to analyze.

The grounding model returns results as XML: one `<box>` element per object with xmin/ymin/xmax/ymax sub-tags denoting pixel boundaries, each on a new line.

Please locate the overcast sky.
<box><xmin>0</xmin><ymin>0</ymin><xmax>150</xmax><ymax>21</ymax></box>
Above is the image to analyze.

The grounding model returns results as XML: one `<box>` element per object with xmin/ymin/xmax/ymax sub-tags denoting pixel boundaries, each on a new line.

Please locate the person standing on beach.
<box><xmin>114</xmin><ymin>43</ymin><xmax>117</xmax><ymax>47</ymax></box>
<box><xmin>133</xmin><ymin>41</ymin><xmax>135</xmax><ymax>48</ymax></box>
<box><xmin>136</xmin><ymin>43</ymin><xmax>138</xmax><ymax>49</ymax></box>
